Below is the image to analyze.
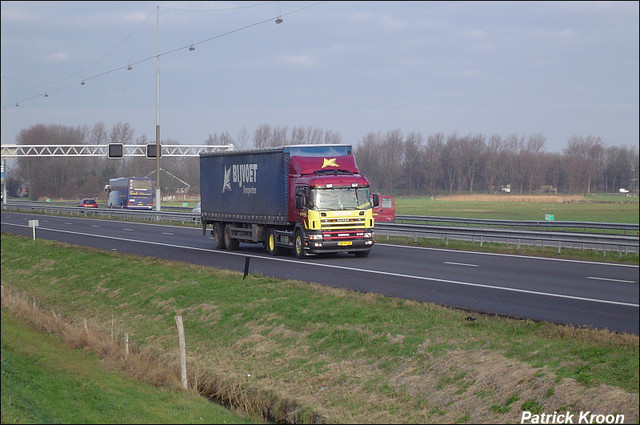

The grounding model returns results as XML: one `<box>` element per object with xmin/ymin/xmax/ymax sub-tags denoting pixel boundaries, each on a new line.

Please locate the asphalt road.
<box><xmin>2</xmin><ymin>211</ymin><xmax>638</xmax><ymax>334</ymax></box>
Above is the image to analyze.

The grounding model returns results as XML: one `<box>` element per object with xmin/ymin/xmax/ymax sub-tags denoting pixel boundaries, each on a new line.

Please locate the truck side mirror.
<box><xmin>371</xmin><ymin>193</ymin><xmax>380</xmax><ymax>207</ymax></box>
<box><xmin>296</xmin><ymin>193</ymin><xmax>306</xmax><ymax>209</ymax></box>
<box><xmin>104</xmin><ymin>185</ymin><xmax>111</xmax><ymax>193</ymax></box>
<box><xmin>295</xmin><ymin>188</ymin><xmax>307</xmax><ymax>209</ymax></box>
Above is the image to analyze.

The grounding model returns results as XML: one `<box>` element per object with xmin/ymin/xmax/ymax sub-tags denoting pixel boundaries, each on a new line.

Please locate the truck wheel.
<box><xmin>266</xmin><ymin>228</ymin><xmax>282</xmax><ymax>256</ymax></box>
<box><xmin>224</xmin><ymin>224</ymin><xmax>239</xmax><ymax>250</ymax></box>
<box><xmin>294</xmin><ymin>230</ymin><xmax>306</xmax><ymax>258</ymax></box>
<box><xmin>213</xmin><ymin>223</ymin><xmax>226</xmax><ymax>250</ymax></box>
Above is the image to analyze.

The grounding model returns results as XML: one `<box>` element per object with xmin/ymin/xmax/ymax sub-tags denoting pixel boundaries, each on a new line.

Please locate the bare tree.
<box><xmin>459</xmin><ymin>133</ymin><xmax>485</xmax><ymax>193</ymax></box>
<box><xmin>90</xmin><ymin>122</ymin><xmax>109</xmax><ymax>145</ymax></box>
<box><xmin>204</xmin><ymin>131</ymin><xmax>235</xmax><ymax>148</ymax></box>
<box><xmin>204</xmin><ymin>133</ymin><xmax>220</xmax><ymax>145</ymax></box>
<box><xmin>271</xmin><ymin>126</ymin><xmax>289</xmax><ymax>146</ymax></box>
<box><xmin>109</xmin><ymin>121</ymin><xmax>135</xmax><ymax>144</ymax></box>
<box><xmin>564</xmin><ymin>135</ymin><xmax>604</xmax><ymax>193</ymax></box>
<box><xmin>483</xmin><ymin>134</ymin><xmax>502</xmax><ymax>192</ymax></box>
<box><xmin>442</xmin><ymin>134</ymin><xmax>460</xmax><ymax>194</ymax></box>
<box><xmin>324</xmin><ymin>130</ymin><xmax>343</xmax><ymax>144</ymax></box>
<box><xmin>16</xmin><ymin>124</ymin><xmax>89</xmax><ymax>199</ymax></box>
<box><xmin>403</xmin><ymin>132</ymin><xmax>423</xmax><ymax>192</ymax></box>
<box><xmin>604</xmin><ymin>145</ymin><xmax>637</xmax><ymax>192</ymax></box>
<box><xmin>524</xmin><ymin>133</ymin><xmax>546</xmax><ymax>193</ymax></box>
<box><xmin>422</xmin><ymin>133</ymin><xmax>445</xmax><ymax>193</ymax></box>
<box><xmin>354</xmin><ymin>132</ymin><xmax>383</xmax><ymax>190</ymax></box>
<box><xmin>253</xmin><ymin>124</ymin><xmax>272</xmax><ymax>149</ymax></box>
<box><xmin>236</xmin><ymin>126</ymin><xmax>250</xmax><ymax>150</ymax></box>
<box><xmin>544</xmin><ymin>152</ymin><xmax>563</xmax><ymax>193</ymax></box>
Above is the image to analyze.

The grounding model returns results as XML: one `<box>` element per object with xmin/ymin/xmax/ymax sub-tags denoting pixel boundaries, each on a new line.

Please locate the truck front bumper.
<box><xmin>304</xmin><ymin>238</ymin><xmax>374</xmax><ymax>254</ymax></box>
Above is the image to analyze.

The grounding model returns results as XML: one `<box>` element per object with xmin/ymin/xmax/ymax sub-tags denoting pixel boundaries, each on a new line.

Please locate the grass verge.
<box><xmin>1</xmin><ymin>233</ymin><xmax>638</xmax><ymax>423</ymax></box>
<box><xmin>0</xmin><ymin>309</ymin><xmax>263</xmax><ymax>424</ymax></box>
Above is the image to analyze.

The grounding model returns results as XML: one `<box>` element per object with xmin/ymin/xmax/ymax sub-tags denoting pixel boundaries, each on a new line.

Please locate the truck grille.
<box><xmin>320</xmin><ymin>217</ymin><xmax>366</xmax><ymax>230</ymax></box>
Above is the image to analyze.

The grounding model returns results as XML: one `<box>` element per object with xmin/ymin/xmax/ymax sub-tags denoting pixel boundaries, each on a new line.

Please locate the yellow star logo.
<box><xmin>322</xmin><ymin>158</ymin><xmax>339</xmax><ymax>168</ymax></box>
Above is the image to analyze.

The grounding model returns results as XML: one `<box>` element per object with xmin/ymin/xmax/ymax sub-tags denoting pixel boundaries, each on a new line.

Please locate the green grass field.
<box><xmin>1</xmin><ymin>233</ymin><xmax>638</xmax><ymax>424</ymax></box>
<box><xmin>395</xmin><ymin>194</ymin><xmax>639</xmax><ymax>223</ymax></box>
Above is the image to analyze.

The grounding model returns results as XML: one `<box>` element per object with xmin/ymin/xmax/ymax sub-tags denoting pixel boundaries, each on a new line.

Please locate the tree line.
<box><xmin>5</xmin><ymin>122</ymin><xmax>638</xmax><ymax>201</ymax></box>
<box><xmin>355</xmin><ymin>130</ymin><xmax>638</xmax><ymax>195</ymax></box>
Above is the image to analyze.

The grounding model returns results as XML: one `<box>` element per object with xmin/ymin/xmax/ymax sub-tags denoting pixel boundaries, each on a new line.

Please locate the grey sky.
<box><xmin>1</xmin><ymin>1</ymin><xmax>638</xmax><ymax>153</ymax></box>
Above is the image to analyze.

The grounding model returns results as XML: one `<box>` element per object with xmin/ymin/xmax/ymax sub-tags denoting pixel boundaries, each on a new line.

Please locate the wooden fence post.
<box><xmin>175</xmin><ymin>315</ymin><xmax>188</xmax><ymax>389</ymax></box>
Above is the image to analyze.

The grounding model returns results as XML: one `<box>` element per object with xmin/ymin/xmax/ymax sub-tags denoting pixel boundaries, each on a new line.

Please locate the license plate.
<box><xmin>338</xmin><ymin>241</ymin><xmax>352</xmax><ymax>246</ymax></box>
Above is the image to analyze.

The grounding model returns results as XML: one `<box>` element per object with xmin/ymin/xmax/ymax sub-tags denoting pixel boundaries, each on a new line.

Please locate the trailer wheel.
<box><xmin>224</xmin><ymin>224</ymin><xmax>239</xmax><ymax>250</ymax></box>
<box><xmin>213</xmin><ymin>223</ymin><xmax>226</xmax><ymax>249</ymax></box>
<box><xmin>266</xmin><ymin>228</ymin><xmax>282</xmax><ymax>256</ymax></box>
<box><xmin>294</xmin><ymin>230</ymin><xmax>306</xmax><ymax>258</ymax></box>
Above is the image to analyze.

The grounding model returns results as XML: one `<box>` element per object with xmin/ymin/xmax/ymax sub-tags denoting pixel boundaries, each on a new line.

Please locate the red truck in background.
<box><xmin>371</xmin><ymin>193</ymin><xmax>395</xmax><ymax>222</ymax></box>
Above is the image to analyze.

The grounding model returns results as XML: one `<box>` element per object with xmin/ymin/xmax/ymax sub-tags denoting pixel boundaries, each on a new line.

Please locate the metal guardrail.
<box><xmin>395</xmin><ymin>215</ymin><xmax>639</xmax><ymax>233</ymax></box>
<box><xmin>2</xmin><ymin>201</ymin><xmax>638</xmax><ymax>256</ymax></box>
<box><xmin>375</xmin><ymin>222</ymin><xmax>639</xmax><ymax>256</ymax></box>
<box><xmin>1</xmin><ymin>202</ymin><xmax>200</xmax><ymax>225</ymax></box>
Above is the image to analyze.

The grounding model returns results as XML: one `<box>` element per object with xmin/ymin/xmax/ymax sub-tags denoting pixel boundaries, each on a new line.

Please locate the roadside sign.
<box><xmin>545</xmin><ymin>214</ymin><xmax>554</xmax><ymax>221</ymax></box>
<box><xmin>28</xmin><ymin>219</ymin><xmax>39</xmax><ymax>240</ymax></box>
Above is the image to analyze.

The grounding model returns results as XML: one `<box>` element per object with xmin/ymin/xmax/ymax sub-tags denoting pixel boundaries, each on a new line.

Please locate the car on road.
<box><xmin>191</xmin><ymin>201</ymin><xmax>201</xmax><ymax>214</ymax></box>
<box><xmin>77</xmin><ymin>198</ymin><xmax>98</xmax><ymax>208</ymax></box>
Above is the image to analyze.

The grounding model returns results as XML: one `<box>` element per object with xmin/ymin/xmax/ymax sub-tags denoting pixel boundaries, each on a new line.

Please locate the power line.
<box><xmin>160</xmin><ymin>1</ymin><xmax>280</xmax><ymax>13</ymax></box>
<box><xmin>9</xmin><ymin>13</ymin><xmax>154</xmax><ymax>89</ymax></box>
<box><xmin>2</xmin><ymin>1</ymin><xmax>326</xmax><ymax>110</ymax></box>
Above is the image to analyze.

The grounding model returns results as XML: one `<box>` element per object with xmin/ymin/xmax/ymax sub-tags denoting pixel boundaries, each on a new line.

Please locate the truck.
<box><xmin>105</xmin><ymin>177</ymin><xmax>154</xmax><ymax>209</ymax></box>
<box><xmin>199</xmin><ymin>144</ymin><xmax>375</xmax><ymax>258</ymax></box>
<box><xmin>371</xmin><ymin>193</ymin><xmax>395</xmax><ymax>222</ymax></box>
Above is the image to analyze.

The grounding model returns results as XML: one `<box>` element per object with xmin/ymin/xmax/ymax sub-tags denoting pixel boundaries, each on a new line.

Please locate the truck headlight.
<box><xmin>364</xmin><ymin>232</ymin><xmax>373</xmax><ymax>238</ymax></box>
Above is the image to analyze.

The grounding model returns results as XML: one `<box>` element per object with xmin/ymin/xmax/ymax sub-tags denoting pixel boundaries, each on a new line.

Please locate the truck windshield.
<box><xmin>309</xmin><ymin>187</ymin><xmax>371</xmax><ymax>211</ymax></box>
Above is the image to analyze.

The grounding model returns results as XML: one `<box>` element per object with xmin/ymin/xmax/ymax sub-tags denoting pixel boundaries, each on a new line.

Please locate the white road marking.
<box><xmin>162</xmin><ymin>232</ymin><xmax>174</xmax><ymax>236</ymax></box>
<box><xmin>444</xmin><ymin>262</ymin><xmax>479</xmax><ymax>267</ymax></box>
<box><xmin>587</xmin><ymin>276</ymin><xmax>636</xmax><ymax>284</ymax></box>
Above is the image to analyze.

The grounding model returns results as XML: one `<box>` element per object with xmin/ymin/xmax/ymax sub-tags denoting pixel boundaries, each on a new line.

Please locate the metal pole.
<box><xmin>155</xmin><ymin>5</ymin><xmax>161</xmax><ymax>211</ymax></box>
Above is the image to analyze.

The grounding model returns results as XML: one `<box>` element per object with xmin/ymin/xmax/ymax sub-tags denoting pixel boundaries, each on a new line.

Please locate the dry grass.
<box><xmin>1</xmin><ymin>286</ymin><xmax>325</xmax><ymax>424</ymax></box>
<box><xmin>2</xmin><ymin>279</ymin><xmax>638</xmax><ymax>424</ymax></box>
<box><xmin>433</xmin><ymin>194</ymin><xmax>586</xmax><ymax>203</ymax></box>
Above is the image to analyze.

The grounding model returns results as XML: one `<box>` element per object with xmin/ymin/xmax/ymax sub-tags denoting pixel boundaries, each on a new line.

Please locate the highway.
<box><xmin>2</xmin><ymin>211</ymin><xmax>638</xmax><ymax>334</ymax></box>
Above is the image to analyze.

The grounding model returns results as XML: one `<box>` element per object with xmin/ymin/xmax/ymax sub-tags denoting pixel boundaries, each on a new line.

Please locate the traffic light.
<box><xmin>107</xmin><ymin>143</ymin><xmax>123</xmax><ymax>159</ymax></box>
<box><xmin>146</xmin><ymin>143</ymin><xmax>161</xmax><ymax>159</ymax></box>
